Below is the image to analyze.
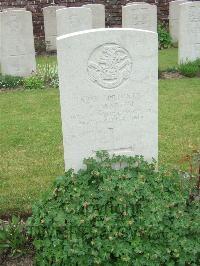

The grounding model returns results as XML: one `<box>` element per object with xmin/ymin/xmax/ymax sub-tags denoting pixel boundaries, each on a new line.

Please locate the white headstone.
<box><xmin>1</xmin><ymin>10</ymin><xmax>36</xmax><ymax>77</ymax></box>
<box><xmin>82</xmin><ymin>4</ymin><xmax>105</xmax><ymax>28</ymax></box>
<box><xmin>169</xmin><ymin>0</ymin><xmax>187</xmax><ymax>43</ymax></box>
<box><xmin>122</xmin><ymin>3</ymin><xmax>157</xmax><ymax>32</ymax></box>
<box><xmin>56</xmin><ymin>7</ymin><xmax>92</xmax><ymax>37</ymax></box>
<box><xmin>179</xmin><ymin>2</ymin><xmax>200</xmax><ymax>63</ymax></box>
<box><xmin>57</xmin><ymin>28</ymin><xmax>158</xmax><ymax>171</ymax></box>
<box><xmin>43</xmin><ymin>5</ymin><xmax>65</xmax><ymax>51</ymax></box>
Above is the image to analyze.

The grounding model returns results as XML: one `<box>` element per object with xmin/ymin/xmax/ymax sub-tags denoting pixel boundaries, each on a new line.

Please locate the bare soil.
<box><xmin>1</xmin><ymin>255</ymin><xmax>34</xmax><ymax>266</ymax></box>
<box><xmin>160</xmin><ymin>71</ymin><xmax>184</xmax><ymax>79</ymax></box>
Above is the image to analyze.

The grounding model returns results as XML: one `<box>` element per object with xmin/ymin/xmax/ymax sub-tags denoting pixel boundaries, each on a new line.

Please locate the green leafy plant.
<box><xmin>28</xmin><ymin>151</ymin><xmax>200</xmax><ymax>265</ymax></box>
<box><xmin>178</xmin><ymin>59</ymin><xmax>200</xmax><ymax>78</ymax></box>
<box><xmin>0</xmin><ymin>216</ymin><xmax>28</xmax><ymax>258</ymax></box>
<box><xmin>0</xmin><ymin>74</ymin><xmax>23</xmax><ymax>89</ymax></box>
<box><xmin>158</xmin><ymin>23</ymin><xmax>172</xmax><ymax>50</ymax></box>
<box><xmin>23</xmin><ymin>75</ymin><xmax>44</xmax><ymax>90</ymax></box>
<box><xmin>37</xmin><ymin>61</ymin><xmax>59</xmax><ymax>88</ymax></box>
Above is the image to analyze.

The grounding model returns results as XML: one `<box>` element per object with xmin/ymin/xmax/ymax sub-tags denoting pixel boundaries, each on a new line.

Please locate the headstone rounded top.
<box><xmin>2</xmin><ymin>9</ymin><xmax>31</xmax><ymax>15</ymax></box>
<box><xmin>126</xmin><ymin>2</ymin><xmax>151</xmax><ymax>6</ymax></box>
<box><xmin>57</xmin><ymin>7</ymin><xmax>90</xmax><ymax>12</ymax></box>
<box><xmin>83</xmin><ymin>4</ymin><xmax>104</xmax><ymax>7</ymax></box>
<box><xmin>170</xmin><ymin>0</ymin><xmax>188</xmax><ymax>3</ymax></box>
<box><xmin>3</xmin><ymin>8</ymin><xmax>26</xmax><ymax>12</ymax></box>
<box><xmin>43</xmin><ymin>5</ymin><xmax>65</xmax><ymax>11</ymax></box>
<box><xmin>124</xmin><ymin>3</ymin><xmax>156</xmax><ymax>8</ymax></box>
<box><xmin>57</xmin><ymin>28</ymin><xmax>157</xmax><ymax>41</ymax></box>
<box><xmin>180</xmin><ymin>1</ymin><xmax>200</xmax><ymax>6</ymax></box>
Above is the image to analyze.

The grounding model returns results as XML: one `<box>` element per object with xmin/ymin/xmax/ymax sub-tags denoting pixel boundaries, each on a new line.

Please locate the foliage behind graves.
<box><xmin>158</xmin><ymin>23</ymin><xmax>172</xmax><ymax>50</ymax></box>
<box><xmin>28</xmin><ymin>151</ymin><xmax>200</xmax><ymax>265</ymax></box>
<box><xmin>0</xmin><ymin>56</ymin><xmax>59</xmax><ymax>90</ymax></box>
<box><xmin>37</xmin><ymin>61</ymin><xmax>59</xmax><ymax>88</ymax></box>
<box><xmin>23</xmin><ymin>76</ymin><xmax>44</xmax><ymax>90</ymax></box>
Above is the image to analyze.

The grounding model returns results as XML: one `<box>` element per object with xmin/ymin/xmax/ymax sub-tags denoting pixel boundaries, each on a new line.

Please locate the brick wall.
<box><xmin>0</xmin><ymin>0</ymin><xmax>170</xmax><ymax>42</ymax></box>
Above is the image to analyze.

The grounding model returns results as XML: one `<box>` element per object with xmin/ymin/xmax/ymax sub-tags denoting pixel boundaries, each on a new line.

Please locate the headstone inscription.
<box><xmin>57</xmin><ymin>28</ymin><xmax>158</xmax><ymax>171</ymax></box>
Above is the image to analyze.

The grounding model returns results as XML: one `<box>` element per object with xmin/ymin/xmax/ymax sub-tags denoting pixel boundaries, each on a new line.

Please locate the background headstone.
<box><xmin>122</xmin><ymin>3</ymin><xmax>157</xmax><ymax>32</ymax></box>
<box><xmin>169</xmin><ymin>0</ymin><xmax>187</xmax><ymax>43</ymax></box>
<box><xmin>178</xmin><ymin>2</ymin><xmax>200</xmax><ymax>63</ymax></box>
<box><xmin>57</xmin><ymin>28</ymin><xmax>158</xmax><ymax>171</ymax></box>
<box><xmin>82</xmin><ymin>4</ymin><xmax>105</xmax><ymax>28</ymax></box>
<box><xmin>56</xmin><ymin>7</ymin><xmax>92</xmax><ymax>37</ymax></box>
<box><xmin>43</xmin><ymin>5</ymin><xmax>65</xmax><ymax>51</ymax></box>
<box><xmin>1</xmin><ymin>10</ymin><xmax>36</xmax><ymax>77</ymax></box>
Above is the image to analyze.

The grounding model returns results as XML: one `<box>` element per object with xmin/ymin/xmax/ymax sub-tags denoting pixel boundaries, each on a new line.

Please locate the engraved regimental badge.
<box><xmin>87</xmin><ymin>43</ymin><xmax>132</xmax><ymax>89</ymax></box>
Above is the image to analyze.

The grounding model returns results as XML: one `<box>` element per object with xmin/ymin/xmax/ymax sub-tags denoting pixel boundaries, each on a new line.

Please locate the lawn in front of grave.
<box><xmin>0</xmin><ymin>77</ymin><xmax>199</xmax><ymax>215</ymax></box>
<box><xmin>159</xmin><ymin>47</ymin><xmax>178</xmax><ymax>71</ymax></box>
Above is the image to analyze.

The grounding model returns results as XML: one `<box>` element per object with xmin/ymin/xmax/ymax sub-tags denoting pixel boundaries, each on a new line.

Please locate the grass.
<box><xmin>0</xmin><ymin>48</ymin><xmax>199</xmax><ymax>215</ymax></box>
<box><xmin>0</xmin><ymin>89</ymin><xmax>64</xmax><ymax>215</ymax></box>
<box><xmin>0</xmin><ymin>78</ymin><xmax>199</xmax><ymax>215</ymax></box>
<box><xmin>159</xmin><ymin>78</ymin><xmax>200</xmax><ymax>165</ymax></box>
<box><xmin>159</xmin><ymin>47</ymin><xmax>178</xmax><ymax>71</ymax></box>
<box><xmin>36</xmin><ymin>55</ymin><xmax>57</xmax><ymax>66</ymax></box>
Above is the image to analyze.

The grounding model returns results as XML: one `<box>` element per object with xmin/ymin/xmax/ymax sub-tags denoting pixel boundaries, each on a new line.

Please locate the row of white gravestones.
<box><xmin>0</xmin><ymin>9</ymin><xmax>36</xmax><ymax>77</ymax></box>
<box><xmin>122</xmin><ymin>2</ymin><xmax>157</xmax><ymax>32</ymax></box>
<box><xmin>43</xmin><ymin>4</ymin><xmax>105</xmax><ymax>52</ymax></box>
<box><xmin>44</xmin><ymin>2</ymin><xmax>157</xmax><ymax>52</ymax></box>
<box><xmin>178</xmin><ymin>1</ymin><xmax>200</xmax><ymax>63</ymax></box>
<box><xmin>169</xmin><ymin>0</ymin><xmax>187</xmax><ymax>44</ymax></box>
<box><xmin>57</xmin><ymin>28</ymin><xmax>158</xmax><ymax>171</ymax></box>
